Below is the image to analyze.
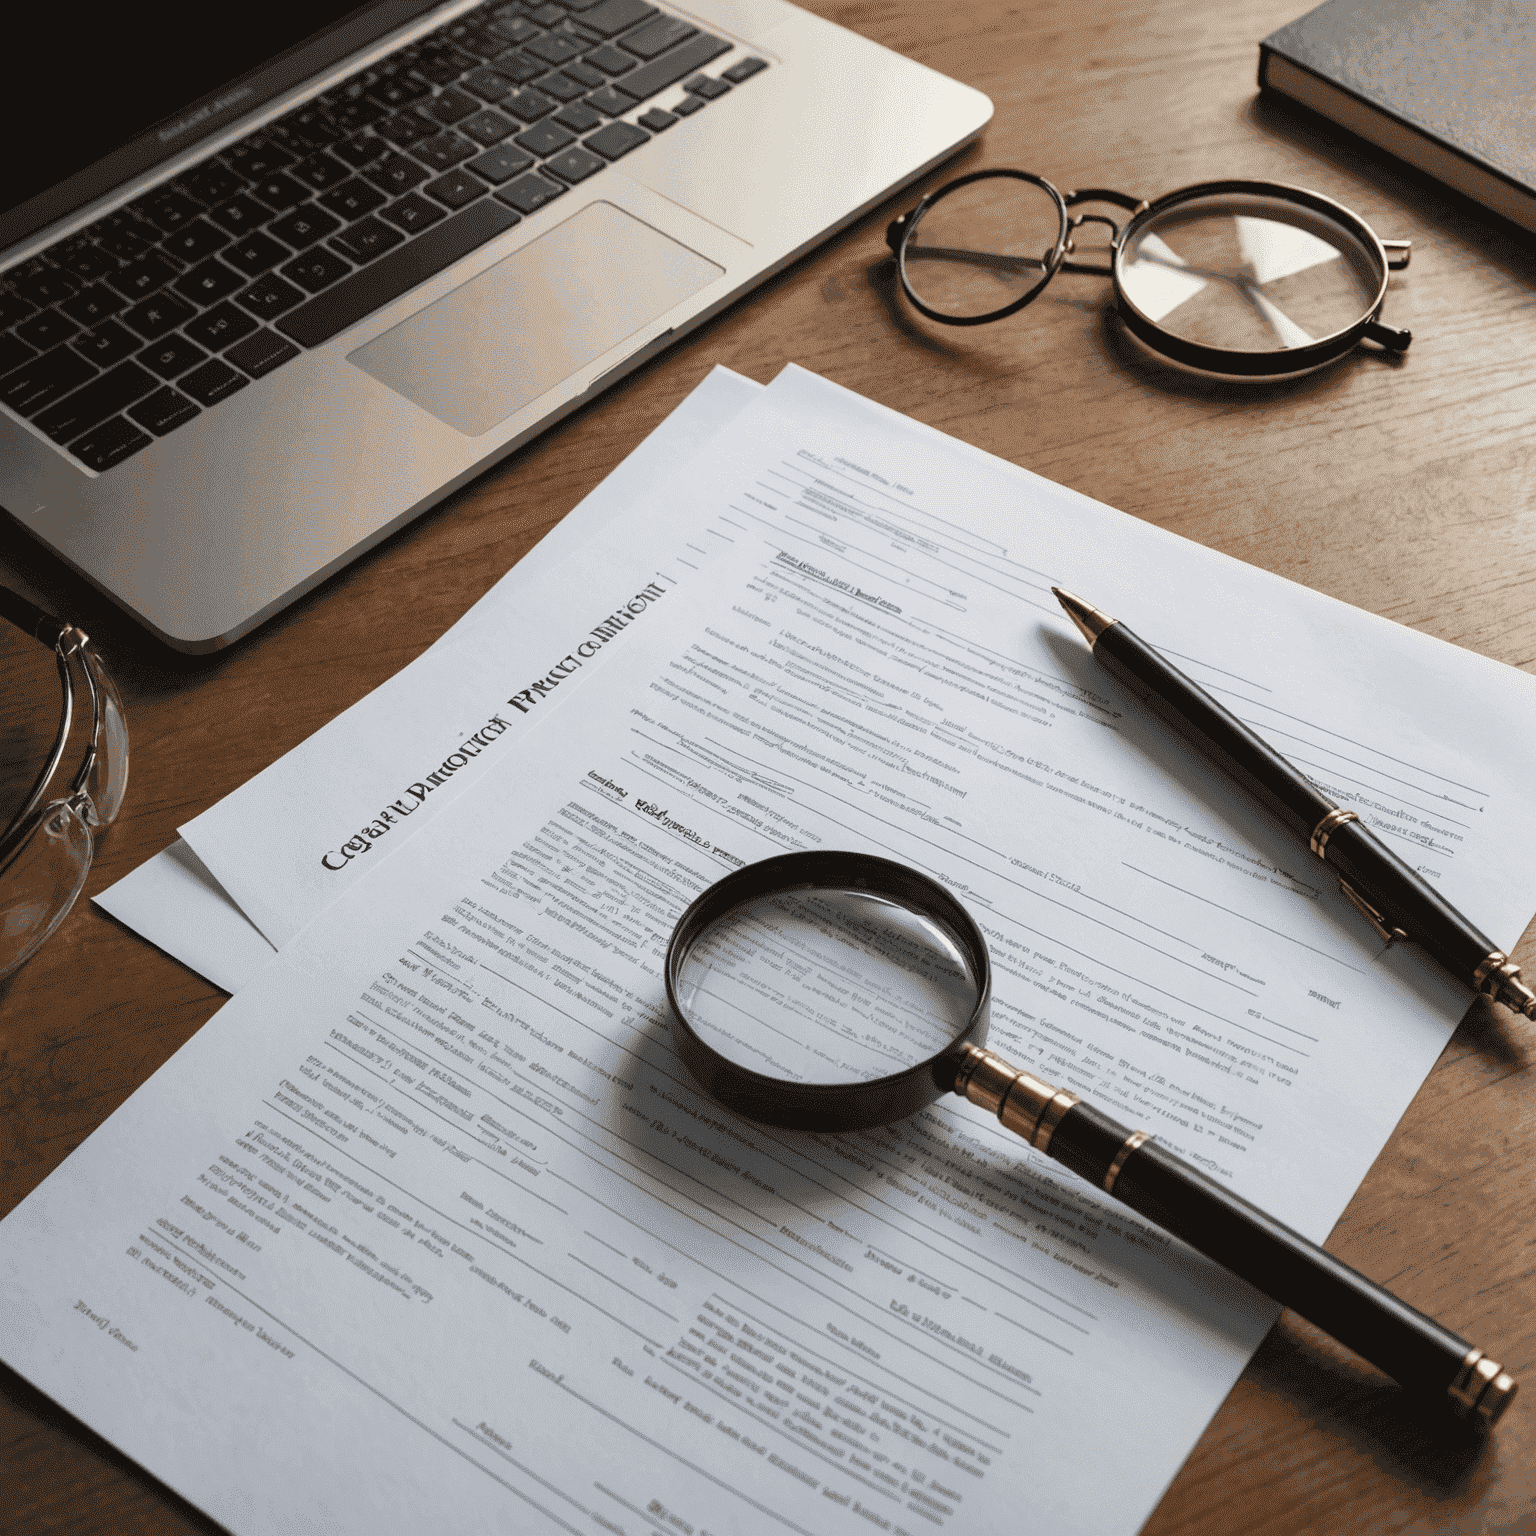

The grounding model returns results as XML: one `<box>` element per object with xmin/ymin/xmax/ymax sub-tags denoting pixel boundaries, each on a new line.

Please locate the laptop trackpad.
<box><xmin>348</xmin><ymin>201</ymin><xmax>724</xmax><ymax>436</ymax></box>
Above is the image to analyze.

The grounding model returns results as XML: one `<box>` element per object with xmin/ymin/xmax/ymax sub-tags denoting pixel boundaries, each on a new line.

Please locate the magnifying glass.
<box><xmin>664</xmin><ymin>851</ymin><xmax>1515</xmax><ymax>1427</ymax></box>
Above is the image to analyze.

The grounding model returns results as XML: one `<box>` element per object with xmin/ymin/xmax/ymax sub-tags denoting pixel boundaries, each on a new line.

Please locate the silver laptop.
<box><xmin>0</xmin><ymin>0</ymin><xmax>989</xmax><ymax>651</ymax></box>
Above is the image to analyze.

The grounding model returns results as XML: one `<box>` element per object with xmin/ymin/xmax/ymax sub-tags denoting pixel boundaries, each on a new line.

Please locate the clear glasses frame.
<box><xmin>887</xmin><ymin>169</ymin><xmax>1413</xmax><ymax>377</ymax></box>
<box><xmin>0</xmin><ymin>587</ymin><xmax>129</xmax><ymax>980</ymax></box>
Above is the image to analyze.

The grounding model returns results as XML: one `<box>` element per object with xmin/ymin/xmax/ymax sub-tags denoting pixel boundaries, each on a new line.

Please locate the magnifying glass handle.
<box><xmin>954</xmin><ymin>1047</ymin><xmax>1516</xmax><ymax>1426</ymax></box>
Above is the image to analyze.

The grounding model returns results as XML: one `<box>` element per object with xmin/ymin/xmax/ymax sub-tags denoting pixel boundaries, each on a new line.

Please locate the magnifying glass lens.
<box><xmin>1119</xmin><ymin>192</ymin><xmax>1381</xmax><ymax>354</ymax></box>
<box><xmin>673</xmin><ymin>887</ymin><xmax>981</xmax><ymax>1086</ymax></box>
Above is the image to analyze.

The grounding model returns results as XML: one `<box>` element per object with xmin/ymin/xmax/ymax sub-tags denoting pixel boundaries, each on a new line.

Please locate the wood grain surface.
<box><xmin>3</xmin><ymin>1</ymin><xmax>1534</xmax><ymax>1531</ymax></box>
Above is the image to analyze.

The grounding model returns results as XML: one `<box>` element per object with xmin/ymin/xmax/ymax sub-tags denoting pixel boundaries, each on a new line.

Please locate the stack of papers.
<box><xmin>6</xmin><ymin>366</ymin><xmax>1534</xmax><ymax>1535</ymax></box>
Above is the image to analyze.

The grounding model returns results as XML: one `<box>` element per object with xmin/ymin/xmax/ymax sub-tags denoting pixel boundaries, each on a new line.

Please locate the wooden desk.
<box><xmin>4</xmin><ymin>0</ymin><xmax>1533</xmax><ymax>1529</ymax></box>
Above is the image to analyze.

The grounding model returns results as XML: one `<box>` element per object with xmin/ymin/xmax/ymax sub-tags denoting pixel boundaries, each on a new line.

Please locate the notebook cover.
<box><xmin>1259</xmin><ymin>0</ymin><xmax>1536</xmax><ymax>227</ymax></box>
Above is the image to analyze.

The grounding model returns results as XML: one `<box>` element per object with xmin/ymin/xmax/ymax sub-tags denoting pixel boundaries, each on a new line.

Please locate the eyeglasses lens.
<box><xmin>0</xmin><ymin>800</ymin><xmax>93</xmax><ymax>979</ymax></box>
<box><xmin>1119</xmin><ymin>193</ymin><xmax>1381</xmax><ymax>355</ymax></box>
<box><xmin>903</xmin><ymin>176</ymin><xmax>1063</xmax><ymax>320</ymax></box>
<box><xmin>83</xmin><ymin>644</ymin><xmax>129</xmax><ymax>827</ymax></box>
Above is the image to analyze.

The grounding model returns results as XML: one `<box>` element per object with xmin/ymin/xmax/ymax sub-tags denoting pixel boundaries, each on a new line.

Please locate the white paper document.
<box><xmin>93</xmin><ymin>365</ymin><xmax>764</xmax><ymax>984</ymax></box>
<box><xmin>10</xmin><ymin>369</ymin><xmax>1536</xmax><ymax>1536</ymax></box>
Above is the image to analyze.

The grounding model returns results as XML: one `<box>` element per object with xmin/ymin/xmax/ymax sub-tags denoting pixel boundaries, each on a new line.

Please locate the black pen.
<box><xmin>1052</xmin><ymin>587</ymin><xmax>1536</xmax><ymax>1022</ymax></box>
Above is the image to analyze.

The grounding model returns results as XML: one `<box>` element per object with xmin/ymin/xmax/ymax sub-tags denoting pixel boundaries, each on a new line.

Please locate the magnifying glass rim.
<box><xmin>1111</xmin><ymin>178</ymin><xmax>1393</xmax><ymax>376</ymax></box>
<box><xmin>895</xmin><ymin>168</ymin><xmax>1071</xmax><ymax>328</ymax></box>
<box><xmin>665</xmin><ymin>851</ymin><xmax>993</xmax><ymax>1132</ymax></box>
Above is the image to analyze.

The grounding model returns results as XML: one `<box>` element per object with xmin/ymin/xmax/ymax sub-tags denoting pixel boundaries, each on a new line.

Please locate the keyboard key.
<box><xmin>270</xmin><ymin>206</ymin><xmax>344</xmax><ymax>249</ymax></box>
<box><xmin>583</xmin><ymin>119</ymin><xmax>649</xmax><ymax>159</ymax></box>
<box><xmin>138</xmin><ymin>334</ymin><xmax>209</xmax><ymax>378</ymax></box>
<box><xmin>291</xmin><ymin>152</ymin><xmax>351</xmax><ymax>191</ymax></box>
<box><xmin>17</xmin><ymin>310</ymin><xmax>79</xmax><ymax>351</ymax></box>
<box><xmin>179</xmin><ymin>358</ymin><xmax>249</xmax><ymax>406</ymax></box>
<box><xmin>275</xmin><ymin>107</ymin><xmax>341</xmax><ymax>150</ymax></box>
<box><xmin>491</xmin><ymin>14</ymin><xmax>541</xmax><ymax>44</ymax></box>
<box><xmin>414</xmin><ymin>45</ymin><xmax>477</xmax><ymax>83</ymax></box>
<box><xmin>463</xmin><ymin>66</ymin><xmax>516</xmax><ymax>99</ymax></box>
<box><xmin>536</xmin><ymin>72</ymin><xmax>583</xmax><ymax>102</ymax></box>
<box><xmin>141</xmin><ymin>190</ymin><xmax>203</xmax><ymax>232</ymax></box>
<box><xmin>528</xmin><ymin>3</ymin><xmax>566</xmax><ymax>23</ymax></box>
<box><xmin>224</xmin><ymin>329</ymin><xmax>301</xmax><ymax>379</ymax></box>
<box><xmin>583</xmin><ymin>43</ymin><xmax>636</xmax><ymax>75</ymax></box>
<box><xmin>379</xmin><ymin>192</ymin><xmax>447</xmax><ymax>233</ymax></box>
<box><xmin>560</xmin><ymin>58</ymin><xmax>606</xmax><ymax>88</ymax></box>
<box><xmin>366</xmin><ymin>153</ymin><xmax>432</xmax><ymax>195</ymax></box>
<box><xmin>128</xmin><ymin>386</ymin><xmax>200</xmax><ymax>435</ymax></box>
<box><xmin>466</xmin><ymin>142</ymin><xmax>536</xmax><ymax>182</ymax></box>
<box><xmin>0</xmin><ymin>289</ymin><xmax>38</xmax><ymax>329</ymax></box>
<box><xmin>0</xmin><ymin>333</ymin><xmax>37</xmax><ymax>375</ymax></box>
<box><xmin>319</xmin><ymin>179</ymin><xmax>390</xmax><ymax>220</ymax></box>
<box><xmin>174</xmin><ymin>257</ymin><xmax>247</xmax><ymax>305</ymax></box>
<box><xmin>122</xmin><ymin>290</ymin><xmax>197</xmax><ymax>340</ymax></box>
<box><xmin>92</xmin><ymin>216</ymin><xmax>156</xmax><ymax>261</ymax></box>
<box><xmin>461</xmin><ymin>107</ymin><xmax>516</xmax><ymax>145</ymax></box>
<box><xmin>279</xmin><ymin>198</ymin><xmax>521</xmax><ymax>347</ymax></box>
<box><xmin>637</xmin><ymin>107</ymin><xmax>676</xmax><ymax>131</ymax></box>
<box><xmin>671</xmin><ymin>92</ymin><xmax>704</xmax><ymax>115</ymax></box>
<box><xmin>13</xmin><ymin>268</ymin><xmax>79</xmax><ymax>307</ymax></box>
<box><xmin>490</xmin><ymin>49</ymin><xmax>545</xmax><ymax>84</ymax></box>
<box><xmin>367</xmin><ymin>72</ymin><xmax>431</xmax><ymax>110</ymax></box>
<box><xmin>495</xmin><ymin>170</ymin><xmax>568</xmax><ymax>213</ymax></box>
<box><xmin>1</xmin><ymin>346</ymin><xmax>97</xmax><ymax>416</ymax></box>
<box><xmin>184</xmin><ymin>302</ymin><xmax>259</xmax><ymax>351</ymax></box>
<box><xmin>378</xmin><ymin>113</ymin><xmax>435</xmax><ymax>147</ymax></box>
<box><xmin>413</xmin><ymin>131</ymin><xmax>478</xmax><ymax>170</ymax></box>
<box><xmin>620</xmin><ymin>14</ymin><xmax>695</xmax><ymax>58</ymax></box>
<box><xmin>515</xmin><ymin>120</ymin><xmax>575</xmax><ymax>156</ymax></box>
<box><xmin>70</xmin><ymin>416</ymin><xmax>153</xmax><ymax>471</ymax></box>
<box><xmin>223</xmin><ymin>232</ymin><xmax>293</xmax><ymax>278</ymax></box>
<box><xmin>107</xmin><ymin>251</ymin><xmax>180</xmax><ymax>302</ymax></box>
<box><xmin>544</xmin><ymin>144</ymin><xmax>606</xmax><ymax>183</ymax></box>
<box><xmin>428</xmin><ymin>87</ymin><xmax>481</xmax><ymax>124</ymax></box>
<box><xmin>207</xmin><ymin>195</ymin><xmax>269</xmax><ymax>236</ymax></box>
<box><xmin>554</xmin><ymin>101</ymin><xmax>604</xmax><ymax>133</ymax></box>
<box><xmin>249</xmin><ymin>173</ymin><xmax>308</xmax><ymax>211</ymax></box>
<box><xmin>327</xmin><ymin>215</ymin><xmax>406</xmax><ymax>263</ymax></box>
<box><xmin>580</xmin><ymin>0</ymin><xmax>657</xmax><ymax>36</ymax></box>
<box><xmin>525</xmin><ymin>31</ymin><xmax>584</xmax><ymax>66</ymax></box>
<box><xmin>181</xmin><ymin>164</ymin><xmax>247</xmax><ymax>206</ymax></box>
<box><xmin>71</xmin><ymin>321</ymin><xmax>140</xmax><ymax>368</ymax></box>
<box><xmin>33</xmin><ymin>360</ymin><xmax>157</xmax><ymax>443</ymax></box>
<box><xmin>224</xmin><ymin>138</ymin><xmax>295</xmax><ymax>178</ymax></box>
<box><xmin>424</xmin><ymin>168</ymin><xmax>488</xmax><ymax>209</ymax></box>
<box><xmin>50</xmin><ymin>241</ymin><xmax>117</xmax><ymax>283</ymax></box>
<box><xmin>163</xmin><ymin>219</ymin><xmax>232</xmax><ymax>263</ymax></box>
<box><xmin>682</xmin><ymin>73</ymin><xmax>730</xmax><ymax>99</ymax></box>
<box><xmin>335</xmin><ymin>131</ymin><xmax>390</xmax><ymax>164</ymax></box>
<box><xmin>583</xmin><ymin>85</ymin><xmax>634</xmax><ymax>116</ymax></box>
<box><xmin>235</xmin><ymin>273</ymin><xmax>307</xmax><ymax>320</ymax></box>
<box><xmin>722</xmin><ymin>55</ymin><xmax>767</xmax><ymax>83</ymax></box>
<box><xmin>328</xmin><ymin>97</ymin><xmax>388</xmax><ymax>133</ymax></box>
<box><xmin>504</xmin><ymin>89</ymin><xmax>558</xmax><ymax>122</ymax></box>
<box><xmin>615</xmin><ymin>33</ymin><xmax>730</xmax><ymax>100</ymax></box>
<box><xmin>282</xmin><ymin>245</ymin><xmax>355</xmax><ymax>292</ymax></box>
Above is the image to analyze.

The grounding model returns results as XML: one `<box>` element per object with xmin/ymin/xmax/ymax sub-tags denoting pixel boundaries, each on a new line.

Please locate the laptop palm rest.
<box><xmin>348</xmin><ymin>201</ymin><xmax>724</xmax><ymax>437</ymax></box>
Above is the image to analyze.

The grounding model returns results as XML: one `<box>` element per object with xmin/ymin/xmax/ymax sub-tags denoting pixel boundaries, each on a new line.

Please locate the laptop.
<box><xmin>0</xmin><ymin>0</ymin><xmax>990</xmax><ymax>652</ymax></box>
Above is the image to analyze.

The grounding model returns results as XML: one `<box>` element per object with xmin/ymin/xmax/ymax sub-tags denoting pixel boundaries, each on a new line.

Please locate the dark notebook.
<box><xmin>1259</xmin><ymin>0</ymin><xmax>1536</xmax><ymax>234</ymax></box>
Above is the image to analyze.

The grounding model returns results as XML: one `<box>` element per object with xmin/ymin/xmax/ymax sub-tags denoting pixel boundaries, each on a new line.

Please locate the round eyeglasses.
<box><xmin>886</xmin><ymin>170</ymin><xmax>1413</xmax><ymax>377</ymax></box>
<box><xmin>1</xmin><ymin>586</ymin><xmax>128</xmax><ymax>980</ymax></box>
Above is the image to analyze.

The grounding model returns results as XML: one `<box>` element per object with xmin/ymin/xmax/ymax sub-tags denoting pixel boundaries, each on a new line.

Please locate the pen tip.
<box><xmin>1052</xmin><ymin>588</ymin><xmax>1116</xmax><ymax>647</ymax></box>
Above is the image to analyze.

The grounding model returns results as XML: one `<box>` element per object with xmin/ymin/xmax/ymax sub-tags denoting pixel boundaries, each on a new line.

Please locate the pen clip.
<box><xmin>1339</xmin><ymin>879</ymin><xmax>1409</xmax><ymax>947</ymax></box>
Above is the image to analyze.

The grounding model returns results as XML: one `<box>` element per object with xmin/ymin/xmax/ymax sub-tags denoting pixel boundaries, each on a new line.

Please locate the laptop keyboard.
<box><xmin>0</xmin><ymin>0</ymin><xmax>767</xmax><ymax>473</ymax></box>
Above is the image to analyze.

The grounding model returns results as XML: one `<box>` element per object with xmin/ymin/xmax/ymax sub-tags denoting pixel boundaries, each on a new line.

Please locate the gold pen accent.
<box><xmin>1309</xmin><ymin>807</ymin><xmax>1358</xmax><ymax>859</ymax></box>
<box><xmin>1052</xmin><ymin>587</ymin><xmax>1115</xmax><ymax>648</ymax></box>
<box><xmin>1449</xmin><ymin>1348</ymin><xmax>1518</xmax><ymax>1426</ymax></box>
<box><xmin>1103</xmin><ymin>1130</ymin><xmax>1152</xmax><ymax>1194</ymax></box>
